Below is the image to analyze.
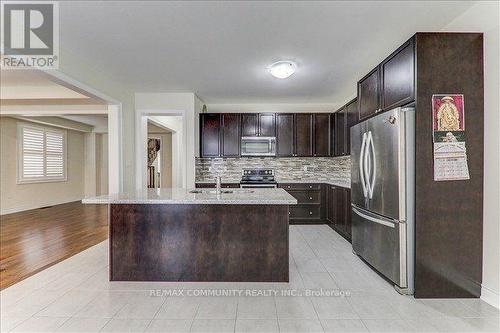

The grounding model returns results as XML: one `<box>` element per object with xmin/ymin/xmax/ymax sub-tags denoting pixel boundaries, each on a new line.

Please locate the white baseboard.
<box><xmin>481</xmin><ymin>285</ymin><xmax>500</xmax><ymax>309</ymax></box>
<box><xmin>0</xmin><ymin>196</ymin><xmax>84</xmax><ymax>215</ymax></box>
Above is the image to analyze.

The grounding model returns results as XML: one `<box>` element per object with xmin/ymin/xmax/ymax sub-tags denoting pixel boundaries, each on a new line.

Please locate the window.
<box><xmin>17</xmin><ymin>123</ymin><xmax>67</xmax><ymax>183</ymax></box>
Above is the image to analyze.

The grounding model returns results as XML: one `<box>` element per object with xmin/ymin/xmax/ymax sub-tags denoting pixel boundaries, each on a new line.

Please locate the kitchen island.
<box><xmin>83</xmin><ymin>188</ymin><xmax>297</xmax><ymax>282</ymax></box>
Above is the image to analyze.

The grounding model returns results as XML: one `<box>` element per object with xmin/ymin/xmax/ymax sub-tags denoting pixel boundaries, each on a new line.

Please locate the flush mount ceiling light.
<box><xmin>268</xmin><ymin>61</ymin><xmax>297</xmax><ymax>79</ymax></box>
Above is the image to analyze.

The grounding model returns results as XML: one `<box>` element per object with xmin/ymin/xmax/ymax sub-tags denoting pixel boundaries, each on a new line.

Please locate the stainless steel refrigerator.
<box><xmin>350</xmin><ymin>107</ymin><xmax>415</xmax><ymax>295</ymax></box>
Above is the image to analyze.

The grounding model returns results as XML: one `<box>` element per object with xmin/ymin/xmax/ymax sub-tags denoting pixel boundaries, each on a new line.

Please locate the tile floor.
<box><xmin>1</xmin><ymin>225</ymin><xmax>498</xmax><ymax>332</ymax></box>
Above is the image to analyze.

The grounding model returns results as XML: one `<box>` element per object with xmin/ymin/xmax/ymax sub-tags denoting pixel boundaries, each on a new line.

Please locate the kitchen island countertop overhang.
<box><xmin>82</xmin><ymin>187</ymin><xmax>297</xmax><ymax>205</ymax></box>
<box><xmin>83</xmin><ymin>188</ymin><xmax>297</xmax><ymax>283</ymax></box>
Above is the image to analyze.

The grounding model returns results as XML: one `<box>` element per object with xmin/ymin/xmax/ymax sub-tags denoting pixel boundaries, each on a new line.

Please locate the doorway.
<box><xmin>147</xmin><ymin>121</ymin><xmax>174</xmax><ymax>188</ymax></box>
<box><xmin>136</xmin><ymin>112</ymin><xmax>185</xmax><ymax>189</ymax></box>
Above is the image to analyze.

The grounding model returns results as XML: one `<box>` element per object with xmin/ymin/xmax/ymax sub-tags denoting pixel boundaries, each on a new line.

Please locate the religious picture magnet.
<box><xmin>432</xmin><ymin>94</ymin><xmax>465</xmax><ymax>143</ymax></box>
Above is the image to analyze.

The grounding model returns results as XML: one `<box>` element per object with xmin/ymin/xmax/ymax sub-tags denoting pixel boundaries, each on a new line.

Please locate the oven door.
<box><xmin>241</xmin><ymin>137</ymin><xmax>276</xmax><ymax>156</ymax></box>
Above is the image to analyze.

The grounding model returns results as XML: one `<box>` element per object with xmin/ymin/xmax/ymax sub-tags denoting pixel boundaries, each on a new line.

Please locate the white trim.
<box><xmin>17</xmin><ymin>122</ymin><xmax>67</xmax><ymax>184</ymax></box>
<box><xmin>0</xmin><ymin>195</ymin><xmax>84</xmax><ymax>216</ymax></box>
<box><xmin>1</xmin><ymin>105</ymin><xmax>108</xmax><ymax>114</ymax></box>
<box><xmin>11</xmin><ymin>116</ymin><xmax>94</xmax><ymax>133</ymax></box>
<box><xmin>37</xmin><ymin>70</ymin><xmax>122</xmax><ymax>105</ymax></box>
<box><xmin>107</xmin><ymin>104</ymin><xmax>122</xmax><ymax>193</ymax></box>
<box><xmin>481</xmin><ymin>285</ymin><xmax>500</xmax><ymax>309</ymax></box>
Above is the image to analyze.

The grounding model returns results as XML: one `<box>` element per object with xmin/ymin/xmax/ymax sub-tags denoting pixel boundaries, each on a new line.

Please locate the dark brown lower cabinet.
<box><xmin>195</xmin><ymin>182</ymin><xmax>351</xmax><ymax>237</ymax></box>
<box><xmin>279</xmin><ymin>183</ymin><xmax>351</xmax><ymax>238</ymax></box>
<box><xmin>345</xmin><ymin>189</ymin><xmax>352</xmax><ymax>239</ymax></box>
<box><xmin>326</xmin><ymin>185</ymin><xmax>351</xmax><ymax>241</ymax></box>
<box><xmin>278</xmin><ymin>183</ymin><xmax>324</xmax><ymax>224</ymax></box>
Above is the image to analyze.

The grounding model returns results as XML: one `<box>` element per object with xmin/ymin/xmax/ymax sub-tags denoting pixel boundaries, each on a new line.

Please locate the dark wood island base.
<box><xmin>109</xmin><ymin>204</ymin><xmax>289</xmax><ymax>282</ymax></box>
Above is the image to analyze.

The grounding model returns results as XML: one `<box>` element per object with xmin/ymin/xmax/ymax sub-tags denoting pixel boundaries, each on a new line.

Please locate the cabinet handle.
<box><xmin>309</xmin><ymin>197</ymin><xmax>313</xmax><ymax>200</ymax></box>
<box><xmin>288</xmin><ymin>211</ymin><xmax>290</xmax><ymax>215</ymax></box>
<box><xmin>309</xmin><ymin>211</ymin><xmax>313</xmax><ymax>215</ymax></box>
<box><xmin>309</xmin><ymin>185</ymin><xmax>313</xmax><ymax>189</ymax></box>
<box><xmin>287</xmin><ymin>186</ymin><xmax>291</xmax><ymax>189</ymax></box>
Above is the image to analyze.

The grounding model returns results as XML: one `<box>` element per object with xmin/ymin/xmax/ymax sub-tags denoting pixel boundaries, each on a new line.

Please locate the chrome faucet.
<box><xmin>215</xmin><ymin>176</ymin><xmax>222</xmax><ymax>193</ymax></box>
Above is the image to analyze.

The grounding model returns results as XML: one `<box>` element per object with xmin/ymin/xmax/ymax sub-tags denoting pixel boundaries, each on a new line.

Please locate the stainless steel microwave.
<box><xmin>240</xmin><ymin>137</ymin><xmax>276</xmax><ymax>156</ymax></box>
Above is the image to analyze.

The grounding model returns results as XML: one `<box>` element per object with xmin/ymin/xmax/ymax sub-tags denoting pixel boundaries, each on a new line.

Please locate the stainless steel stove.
<box><xmin>239</xmin><ymin>169</ymin><xmax>277</xmax><ymax>188</ymax></box>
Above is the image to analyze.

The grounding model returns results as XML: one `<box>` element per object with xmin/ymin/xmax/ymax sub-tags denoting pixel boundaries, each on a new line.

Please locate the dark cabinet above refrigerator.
<box><xmin>358</xmin><ymin>39</ymin><xmax>415</xmax><ymax>121</ymax></box>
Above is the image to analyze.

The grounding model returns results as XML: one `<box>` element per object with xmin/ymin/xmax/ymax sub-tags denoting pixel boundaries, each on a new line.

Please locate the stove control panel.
<box><xmin>242</xmin><ymin>169</ymin><xmax>274</xmax><ymax>176</ymax></box>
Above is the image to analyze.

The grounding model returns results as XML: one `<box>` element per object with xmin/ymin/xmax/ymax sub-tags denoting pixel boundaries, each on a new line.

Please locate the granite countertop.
<box><xmin>82</xmin><ymin>188</ymin><xmax>297</xmax><ymax>205</ymax></box>
<box><xmin>195</xmin><ymin>180</ymin><xmax>241</xmax><ymax>184</ymax></box>
<box><xmin>276</xmin><ymin>179</ymin><xmax>351</xmax><ymax>188</ymax></box>
<box><xmin>195</xmin><ymin>179</ymin><xmax>351</xmax><ymax>188</ymax></box>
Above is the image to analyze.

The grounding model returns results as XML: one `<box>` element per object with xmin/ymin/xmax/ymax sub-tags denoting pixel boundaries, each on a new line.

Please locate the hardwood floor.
<box><xmin>0</xmin><ymin>201</ymin><xmax>108</xmax><ymax>290</ymax></box>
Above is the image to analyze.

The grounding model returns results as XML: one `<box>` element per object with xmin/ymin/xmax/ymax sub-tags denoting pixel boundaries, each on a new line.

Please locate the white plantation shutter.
<box><xmin>45</xmin><ymin>131</ymin><xmax>64</xmax><ymax>177</ymax></box>
<box><xmin>22</xmin><ymin>127</ymin><xmax>45</xmax><ymax>178</ymax></box>
<box><xmin>18</xmin><ymin>124</ymin><xmax>66</xmax><ymax>183</ymax></box>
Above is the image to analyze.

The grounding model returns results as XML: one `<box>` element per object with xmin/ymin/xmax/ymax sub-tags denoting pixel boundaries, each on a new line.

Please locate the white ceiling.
<box><xmin>60</xmin><ymin>1</ymin><xmax>475</xmax><ymax>104</ymax></box>
<box><xmin>1</xmin><ymin>71</ymin><xmax>90</xmax><ymax>99</ymax></box>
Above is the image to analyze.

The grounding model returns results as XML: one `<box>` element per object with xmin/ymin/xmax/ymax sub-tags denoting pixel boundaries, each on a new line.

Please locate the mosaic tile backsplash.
<box><xmin>195</xmin><ymin>156</ymin><xmax>351</xmax><ymax>184</ymax></box>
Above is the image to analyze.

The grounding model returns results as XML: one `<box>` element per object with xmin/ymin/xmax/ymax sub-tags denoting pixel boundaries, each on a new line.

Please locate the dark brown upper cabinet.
<box><xmin>241</xmin><ymin>114</ymin><xmax>258</xmax><ymax>136</ymax></box>
<box><xmin>357</xmin><ymin>38</ymin><xmax>415</xmax><ymax>122</ymax></box>
<box><xmin>241</xmin><ymin>113</ymin><xmax>275</xmax><ymax>137</ymax></box>
<box><xmin>345</xmin><ymin>98</ymin><xmax>358</xmax><ymax>155</ymax></box>
<box><xmin>221</xmin><ymin>113</ymin><xmax>240</xmax><ymax>157</ymax></box>
<box><xmin>259</xmin><ymin>113</ymin><xmax>276</xmax><ymax>137</ymax></box>
<box><xmin>381</xmin><ymin>39</ymin><xmax>415</xmax><ymax>110</ymax></box>
<box><xmin>329</xmin><ymin>114</ymin><xmax>336</xmax><ymax>156</ymax></box>
<box><xmin>295</xmin><ymin>114</ymin><xmax>313</xmax><ymax>157</ymax></box>
<box><xmin>313</xmin><ymin>114</ymin><xmax>330</xmax><ymax>157</ymax></box>
<box><xmin>334</xmin><ymin>108</ymin><xmax>346</xmax><ymax>156</ymax></box>
<box><xmin>358</xmin><ymin>67</ymin><xmax>381</xmax><ymax>121</ymax></box>
<box><xmin>276</xmin><ymin>113</ymin><xmax>294</xmax><ymax>157</ymax></box>
<box><xmin>200</xmin><ymin>113</ymin><xmax>221</xmax><ymax>157</ymax></box>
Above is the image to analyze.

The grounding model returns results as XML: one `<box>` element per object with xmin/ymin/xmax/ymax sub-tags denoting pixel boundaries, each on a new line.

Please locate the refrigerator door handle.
<box><xmin>367</xmin><ymin>131</ymin><xmax>376</xmax><ymax>199</ymax></box>
<box><xmin>352</xmin><ymin>206</ymin><xmax>396</xmax><ymax>228</ymax></box>
<box><xmin>363</xmin><ymin>131</ymin><xmax>372</xmax><ymax>199</ymax></box>
<box><xmin>359</xmin><ymin>132</ymin><xmax>368</xmax><ymax>198</ymax></box>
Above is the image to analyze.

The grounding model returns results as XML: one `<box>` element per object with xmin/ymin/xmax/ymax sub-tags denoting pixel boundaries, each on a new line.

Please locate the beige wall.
<box><xmin>0</xmin><ymin>117</ymin><xmax>86</xmax><ymax>214</ymax></box>
<box><xmin>444</xmin><ymin>1</ymin><xmax>500</xmax><ymax>308</ymax></box>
